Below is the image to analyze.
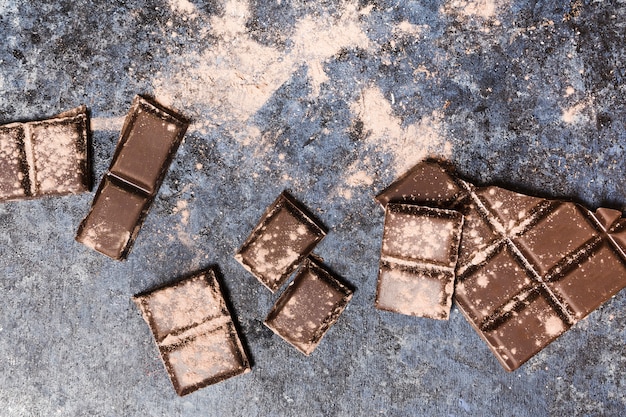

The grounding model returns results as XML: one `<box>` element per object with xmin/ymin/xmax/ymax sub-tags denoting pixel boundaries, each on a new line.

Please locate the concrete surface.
<box><xmin>1</xmin><ymin>0</ymin><xmax>625</xmax><ymax>416</ymax></box>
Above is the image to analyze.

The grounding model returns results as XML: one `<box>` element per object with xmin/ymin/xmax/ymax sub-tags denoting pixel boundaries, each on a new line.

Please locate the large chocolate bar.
<box><xmin>376</xmin><ymin>204</ymin><xmax>463</xmax><ymax>320</ymax></box>
<box><xmin>133</xmin><ymin>268</ymin><xmax>251</xmax><ymax>396</ymax></box>
<box><xmin>0</xmin><ymin>106</ymin><xmax>90</xmax><ymax>201</ymax></box>
<box><xmin>76</xmin><ymin>95</ymin><xmax>189</xmax><ymax>260</ymax></box>
<box><xmin>376</xmin><ymin>160</ymin><xmax>626</xmax><ymax>371</ymax></box>
<box><xmin>264</xmin><ymin>256</ymin><xmax>353</xmax><ymax>355</ymax></box>
<box><xmin>235</xmin><ymin>191</ymin><xmax>327</xmax><ymax>292</ymax></box>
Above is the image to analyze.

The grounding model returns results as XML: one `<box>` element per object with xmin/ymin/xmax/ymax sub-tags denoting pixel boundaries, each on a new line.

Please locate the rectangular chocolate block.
<box><xmin>133</xmin><ymin>268</ymin><xmax>251</xmax><ymax>396</ymax></box>
<box><xmin>375</xmin><ymin>204</ymin><xmax>463</xmax><ymax>320</ymax></box>
<box><xmin>235</xmin><ymin>191</ymin><xmax>327</xmax><ymax>292</ymax></box>
<box><xmin>0</xmin><ymin>106</ymin><xmax>90</xmax><ymax>201</ymax></box>
<box><xmin>76</xmin><ymin>95</ymin><xmax>189</xmax><ymax>260</ymax></box>
<box><xmin>377</xmin><ymin>160</ymin><xmax>626</xmax><ymax>371</ymax></box>
<box><xmin>264</xmin><ymin>256</ymin><xmax>353</xmax><ymax>355</ymax></box>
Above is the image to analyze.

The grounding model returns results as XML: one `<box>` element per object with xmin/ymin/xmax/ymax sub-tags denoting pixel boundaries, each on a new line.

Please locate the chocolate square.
<box><xmin>264</xmin><ymin>257</ymin><xmax>353</xmax><ymax>355</ymax></box>
<box><xmin>375</xmin><ymin>204</ymin><xmax>463</xmax><ymax>320</ymax></box>
<box><xmin>133</xmin><ymin>269</ymin><xmax>250</xmax><ymax>396</ymax></box>
<box><xmin>109</xmin><ymin>100</ymin><xmax>188</xmax><ymax>195</ymax></box>
<box><xmin>235</xmin><ymin>191</ymin><xmax>327</xmax><ymax>292</ymax></box>
<box><xmin>76</xmin><ymin>176</ymin><xmax>151</xmax><ymax>259</ymax></box>
<box><xmin>0</xmin><ymin>124</ymin><xmax>28</xmax><ymax>199</ymax></box>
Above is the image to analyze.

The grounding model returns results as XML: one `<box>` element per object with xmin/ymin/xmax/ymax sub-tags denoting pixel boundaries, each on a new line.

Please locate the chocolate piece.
<box><xmin>133</xmin><ymin>269</ymin><xmax>251</xmax><ymax>396</ymax></box>
<box><xmin>375</xmin><ymin>204</ymin><xmax>463</xmax><ymax>320</ymax></box>
<box><xmin>235</xmin><ymin>191</ymin><xmax>327</xmax><ymax>292</ymax></box>
<box><xmin>377</xmin><ymin>160</ymin><xmax>626</xmax><ymax>371</ymax></box>
<box><xmin>264</xmin><ymin>257</ymin><xmax>353</xmax><ymax>355</ymax></box>
<box><xmin>76</xmin><ymin>95</ymin><xmax>189</xmax><ymax>260</ymax></box>
<box><xmin>0</xmin><ymin>106</ymin><xmax>90</xmax><ymax>201</ymax></box>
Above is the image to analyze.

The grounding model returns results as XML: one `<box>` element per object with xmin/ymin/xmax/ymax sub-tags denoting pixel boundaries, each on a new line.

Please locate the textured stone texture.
<box><xmin>1</xmin><ymin>0</ymin><xmax>625</xmax><ymax>416</ymax></box>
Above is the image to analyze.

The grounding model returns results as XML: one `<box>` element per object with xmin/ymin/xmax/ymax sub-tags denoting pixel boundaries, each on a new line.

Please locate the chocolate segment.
<box><xmin>235</xmin><ymin>191</ymin><xmax>327</xmax><ymax>292</ymax></box>
<box><xmin>133</xmin><ymin>269</ymin><xmax>251</xmax><ymax>396</ymax></box>
<box><xmin>75</xmin><ymin>177</ymin><xmax>151</xmax><ymax>259</ymax></box>
<box><xmin>0</xmin><ymin>106</ymin><xmax>90</xmax><ymax>201</ymax></box>
<box><xmin>264</xmin><ymin>257</ymin><xmax>353</xmax><ymax>355</ymax></box>
<box><xmin>376</xmin><ymin>204</ymin><xmax>463</xmax><ymax>320</ymax></box>
<box><xmin>76</xmin><ymin>95</ymin><xmax>189</xmax><ymax>260</ymax></box>
<box><xmin>377</xmin><ymin>160</ymin><xmax>626</xmax><ymax>371</ymax></box>
<box><xmin>0</xmin><ymin>125</ymin><xmax>28</xmax><ymax>199</ymax></box>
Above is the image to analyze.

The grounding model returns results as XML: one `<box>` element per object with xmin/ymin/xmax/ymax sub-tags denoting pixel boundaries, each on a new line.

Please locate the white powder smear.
<box><xmin>350</xmin><ymin>86</ymin><xmax>449</xmax><ymax>176</ymax></box>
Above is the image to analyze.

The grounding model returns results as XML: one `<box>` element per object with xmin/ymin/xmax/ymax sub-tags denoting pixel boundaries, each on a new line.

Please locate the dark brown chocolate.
<box><xmin>264</xmin><ymin>256</ymin><xmax>353</xmax><ymax>355</ymax></box>
<box><xmin>76</xmin><ymin>95</ymin><xmax>188</xmax><ymax>260</ymax></box>
<box><xmin>235</xmin><ymin>191</ymin><xmax>327</xmax><ymax>292</ymax></box>
<box><xmin>377</xmin><ymin>160</ymin><xmax>626</xmax><ymax>371</ymax></box>
<box><xmin>376</xmin><ymin>204</ymin><xmax>463</xmax><ymax>320</ymax></box>
<box><xmin>0</xmin><ymin>106</ymin><xmax>90</xmax><ymax>201</ymax></box>
<box><xmin>133</xmin><ymin>268</ymin><xmax>251</xmax><ymax>396</ymax></box>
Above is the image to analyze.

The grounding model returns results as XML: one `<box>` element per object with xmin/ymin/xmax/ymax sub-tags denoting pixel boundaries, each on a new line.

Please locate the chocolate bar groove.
<box><xmin>0</xmin><ymin>106</ymin><xmax>90</xmax><ymax>201</ymax></box>
<box><xmin>377</xmin><ymin>160</ymin><xmax>626</xmax><ymax>370</ymax></box>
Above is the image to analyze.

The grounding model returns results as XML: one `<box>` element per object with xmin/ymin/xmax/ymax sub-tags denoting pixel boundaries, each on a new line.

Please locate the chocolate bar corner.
<box><xmin>235</xmin><ymin>191</ymin><xmax>327</xmax><ymax>292</ymax></box>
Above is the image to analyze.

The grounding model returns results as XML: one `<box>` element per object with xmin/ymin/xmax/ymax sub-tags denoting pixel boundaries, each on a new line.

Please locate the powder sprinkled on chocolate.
<box><xmin>133</xmin><ymin>269</ymin><xmax>250</xmax><ymax>396</ymax></box>
<box><xmin>235</xmin><ymin>191</ymin><xmax>326</xmax><ymax>292</ymax></box>
<box><xmin>375</xmin><ymin>204</ymin><xmax>464</xmax><ymax>320</ymax></box>
<box><xmin>265</xmin><ymin>256</ymin><xmax>353</xmax><ymax>355</ymax></box>
<box><xmin>0</xmin><ymin>106</ymin><xmax>90</xmax><ymax>202</ymax></box>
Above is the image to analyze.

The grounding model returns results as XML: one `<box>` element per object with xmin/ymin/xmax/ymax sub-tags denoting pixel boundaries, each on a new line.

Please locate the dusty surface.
<box><xmin>1</xmin><ymin>0</ymin><xmax>625</xmax><ymax>415</ymax></box>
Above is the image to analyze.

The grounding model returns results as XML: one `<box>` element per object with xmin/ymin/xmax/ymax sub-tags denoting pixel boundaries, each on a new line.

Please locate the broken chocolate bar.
<box><xmin>0</xmin><ymin>106</ymin><xmax>90</xmax><ymax>201</ymax></box>
<box><xmin>264</xmin><ymin>256</ymin><xmax>353</xmax><ymax>355</ymax></box>
<box><xmin>376</xmin><ymin>204</ymin><xmax>463</xmax><ymax>320</ymax></box>
<box><xmin>235</xmin><ymin>191</ymin><xmax>327</xmax><ymax>292</ymax></box>
<box><xmin>76</xmin><ymin>95</ymin><xmax>189</xmax><ymax>260</ymax></box>
<box><xmin>377</xmin><ymin>160</ymin><xmax>626</xmax><ymax>371</ymax></box>
<box><xmin>133</xmin><ymin>268</ymin><xmax>251</xmax><ymax>396</ymax></box>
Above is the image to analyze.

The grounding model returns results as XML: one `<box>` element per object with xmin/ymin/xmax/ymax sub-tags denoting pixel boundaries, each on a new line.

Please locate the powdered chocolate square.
<box><xmin>235</xmin><ymin>191</ymin><xmax>327</xmax><ymax>292</ymax></box>
<box><xmin>264</xmin><ymin>257</ymin><xmax>353</xmax><ymax>355</ymax></box>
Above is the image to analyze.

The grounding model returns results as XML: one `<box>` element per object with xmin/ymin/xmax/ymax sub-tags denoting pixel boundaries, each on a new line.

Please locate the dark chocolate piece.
<box><xmin>264</xmin><ymin>256</ymin><xmax>353</xmax><ymax>355</ymax></box>
<box><xmin>0</xmin><ymin>106</ymin><xmax>90</xmax><ymax>201</ymax></box>
<box><xmin>133</xmin><ymin>268</ymin><xmax>251</xmax><ymax>396</ymax></box>
<box><xmin>377</xmin><ymin>160</ymin><xmax>626</xmax><ymax>371</ymax></box>
<box><xmin>376</xmin><ymin>204</ymin><xmax>463</xmax><ymax>320</ymax></box>
<box><xmin>235</xmin><ymin>191</ymin><xmax>327</xmax><ymax>292</ymax></box>
<box><xmin>76</xmin><ymin>95</ymin><xmax>189</xmax><ymax>260</ymax></box>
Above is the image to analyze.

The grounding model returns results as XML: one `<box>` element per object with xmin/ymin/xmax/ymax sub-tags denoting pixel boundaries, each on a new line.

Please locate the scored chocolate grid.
<box><xmin>375</xmin><ymin>160</ymin><xmax>626</xmax><ymax>369</ymax></box>
<box><xmin>454</xmin><ymin>182</ymin><xmax>626</xmax><ymax>332</ymax></box>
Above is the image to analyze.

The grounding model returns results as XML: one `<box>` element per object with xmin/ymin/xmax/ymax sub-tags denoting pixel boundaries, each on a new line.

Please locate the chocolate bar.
<box><xmin>133</xmin><ymin>268</ymin><xmax>251</xmax><ymax>396</ymax></box>
<box><xmin>76</xmin><ymin>95</ymin><xmax>189</xmax><ymax>260</ymax></box>
<box><xmin>235</xmin><ymin>191</ymin><xmax>327</xmax><ymax>292</ymax></box>
<box><xmin>264</xmin><ymin>256</ymin><xmax>353</xmax><ymax>355</ymax></box>
<box><xmin>0</xmin><ymin>106</ymin><xmax>90</xmax><ymax>201</ymax></box>
<box><xmin>376</xmin><ymin>160</ymin><xmax>626</xmax><ymax>371</ymax></box>
<box><xmin>376</xmin><ymin>204</ymin><xmax>463</xmax><ymax>320</ymax></box>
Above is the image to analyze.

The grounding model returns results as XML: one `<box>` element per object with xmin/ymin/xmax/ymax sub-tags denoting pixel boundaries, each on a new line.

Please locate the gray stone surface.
<box><xmin>1</xmin><ymin>0</ymin><xmax>625</xmax><ymax>415</ymax></box>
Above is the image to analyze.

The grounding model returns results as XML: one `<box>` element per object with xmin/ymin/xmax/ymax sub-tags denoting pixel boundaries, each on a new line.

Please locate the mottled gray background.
<box><xmin>1</xmin><ymin>1</ymin><xmax>625</xmax><ymax>416</ymax></box>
